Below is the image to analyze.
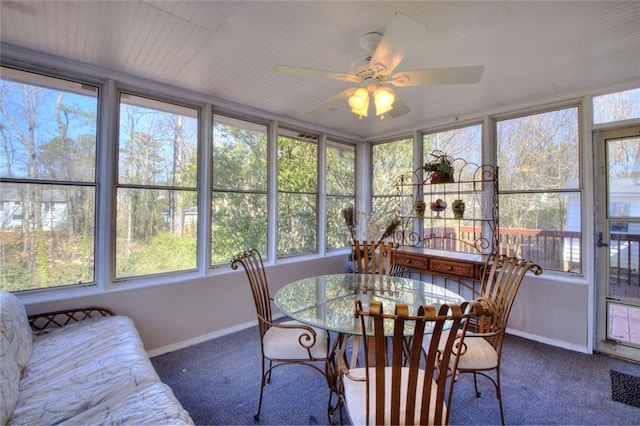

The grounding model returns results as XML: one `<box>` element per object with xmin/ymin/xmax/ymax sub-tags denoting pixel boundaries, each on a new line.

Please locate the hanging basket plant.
<box><xmin>423</xmin><ymin>151</ymin><xmax>455</xmax><ymax>184</ymax></box>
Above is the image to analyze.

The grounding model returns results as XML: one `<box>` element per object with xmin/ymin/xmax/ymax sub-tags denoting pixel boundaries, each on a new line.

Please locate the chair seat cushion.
<box><xmin>342</xmin><ymin>366</ymin><xmax>444</xmax><ymax>426</ymax></box>
<box><xmin>456</xmin><ymin>332</ymin><xmax>499</xmax><ymax>370</ymax></box>
<box><xmin>262</xmin><ymin>320</ymin><xmax>328</xmax><ymax>360</ymax></box>
<box><xmin>422</xmin><ymin>330</ymin><xmax>499</xmax><ymax>371</ymax></box>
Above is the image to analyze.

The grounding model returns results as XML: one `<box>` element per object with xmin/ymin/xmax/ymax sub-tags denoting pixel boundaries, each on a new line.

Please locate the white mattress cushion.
<box><xmin>0</xmin><ymin>334</ymin><xmax>20</xmax><ymax>425</ymax></box>
<box><xmin>55</xmin><ymin>382</ymin><xmax>194</xmax><ymax>425</ymax></box>
<box><xmin>0</xmin><ymin>292</ymin><xmax>33</xmax><ymax>370</ymax></box>
<box><xmin>262</xmin><ymin>320</ymin><xmax>328</xmax><ymax>360</ymax></box>
<box><xmin>9</xmin><ymin>315</ymin><xmax>171</xmax><ymax>425</ymax></box>
<box><xmin>342</xmin><ymin>366</ymin><xmax>445</xmax><ymax>426</ymax></box>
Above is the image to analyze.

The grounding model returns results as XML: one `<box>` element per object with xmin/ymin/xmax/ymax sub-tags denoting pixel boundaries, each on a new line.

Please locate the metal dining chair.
<box><xmin>335</xmin><ymin>299</ymin><xmax>489</xmax><ymax>425</ymax></box>
<box><xmin>353</xmin><ymin>240</ymin><xmax>405</xmax><ymax>276</ymax></box>
<box><xmin>351</xmin><ymin>241</ymin><xmax>408</xmax><ymax>369</ymax></box>
<box><xmin>425</xmin><ymin>253</ymin><xmax>543</xmax><ymax>425</ymax></box>
<box><xmin>230</xmin><ymin>248</ymin><xmax>330</xmax><ymax>421</ymax></box>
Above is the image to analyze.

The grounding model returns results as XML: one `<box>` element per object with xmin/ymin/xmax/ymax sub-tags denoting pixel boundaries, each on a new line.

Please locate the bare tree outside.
<box><xmin>0</xmin><ymin>68</ymin><xmax>97</xmax><ymax>291</ymax></box>
<box><xmin>594</xmin><ymin>88</ymin><xmax>640</xmax><ymax>124</ymax></box>
<box><xmin>211</xmin><ymin>115</ymin><xmax>268</xmax><ymax>264</ymax></box>
<box><xmin>277</xmin><ymin>134</ymin><xmax>318</xmax><ymax>256</ymax></box>
<box><xmin>497</xmin><ymin>107</ymin><xmax>580</xmax><ymax>272</ymax></box>
<box><xmin>116</xmin><ymin>94</ymin><xmax>198</xmax><ymax>278</ymax></box>
<box><xmin>326</xmin><ymin>141</ymin><xmax>355</xmax><ymax>251</ymax></box>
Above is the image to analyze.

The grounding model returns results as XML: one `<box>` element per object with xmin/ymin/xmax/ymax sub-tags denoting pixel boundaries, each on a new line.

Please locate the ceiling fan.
<box><xmin>274</xmin><ymin>12</ymin><xmax>485</xmax><ymax>119</ymax></box>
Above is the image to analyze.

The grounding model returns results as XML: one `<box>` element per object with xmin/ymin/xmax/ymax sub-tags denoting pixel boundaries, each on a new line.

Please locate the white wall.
<box><xmin>24</xmin><ymin>253</ymin><xmax>351</xmax><ymax>354</ymax></box>
<box><xmin>509</xmin><ymin>275</ymin><xmax>590</xmax><ymax>352</ymax></box>
<box><xmin>23</xmin><ymin>255</ymin><xmax>593</xmax><ymax>355</ymax></box>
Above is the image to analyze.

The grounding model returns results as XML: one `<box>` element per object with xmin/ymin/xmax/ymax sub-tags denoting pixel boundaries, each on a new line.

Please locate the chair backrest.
<box><xmin>356</xmin><ymin>299</ymin><xmax>487</xmax><ymax>426</ymax></box>
<box><xmin>230</xmin><ymin>249</ymin><xmax>272</xmax><ymax>339</ymax></box>
<box><xmin>354</xmin><ymin>240</ymin><xmax>394</xmax><ymax>275</ymax></box>
<box><xmin>475</xmin><ymin>254</ymin><xmax>543</xmax><ymax>351</ymax></box>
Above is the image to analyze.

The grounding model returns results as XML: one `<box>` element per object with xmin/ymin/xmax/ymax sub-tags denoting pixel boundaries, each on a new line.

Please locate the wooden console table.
<box><xmin>393</xmin><ymin>247</ymin><xmax>488</xmax><ymax>281</ymax></box>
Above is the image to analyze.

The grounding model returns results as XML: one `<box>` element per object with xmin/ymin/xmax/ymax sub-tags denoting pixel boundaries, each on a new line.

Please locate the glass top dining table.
<box><xmin>273</xmin><ymin>273</ymin><xmax>465</xmax><ymax>336</ymax></box>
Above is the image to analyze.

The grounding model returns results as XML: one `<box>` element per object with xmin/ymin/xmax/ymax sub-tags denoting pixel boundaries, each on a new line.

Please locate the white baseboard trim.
<box><xmin>146</xmin><ymin>319</ymin><xmax>258</xmax><ymax>358</ymax></box>
<box><xmin>146</xmin><ymin>319</ymin><xmax>591</xmax><ymax>358</ymax></box>
<box><xmin>507</xmin><ymin>328</ymin><xmax>591</xmax><ymax>354</ymax></box>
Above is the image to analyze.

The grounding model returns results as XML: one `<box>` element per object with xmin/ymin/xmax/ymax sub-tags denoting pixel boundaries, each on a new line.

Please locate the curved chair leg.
<box><xmin>473</xmin><ymin>371</ymin><xmax>482</xmax><ymax>397</ymax></box>
<box><xmin>266</xmin><ymin>360</ymin><xmax>273</xmax><ymax>383</ymax></box>
<box><xmin>327</xmin><ymin>380</ymin><xmax>345</xmax><ymax>425</ymax></box>
<box><xmin>327</xmin><ymin>388</ymin><xmax>337</xmax><ymax>425</ymax></box>
<box><xmin>471</xmin><ymin>370</ymin><xmax>505</xmax><ymax>426</ymax></box>
<box><xmin>495</xmin><ymin>368</ymin><xmax>505</xmax><ymax>425</ymax></box>
<box><xmin>254</xmin><ymin>358</ymin><xmax>268</xmax><ymax>421</ymax></box>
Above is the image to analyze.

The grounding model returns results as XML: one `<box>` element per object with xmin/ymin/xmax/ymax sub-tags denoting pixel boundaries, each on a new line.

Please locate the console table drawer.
<box><xmin>393</xmin><ymin>248</ymin><xmax>486</xmax><ymax>281</ymax></box>
<box><xmin>394</xmin><ymin>253</ymin><xmax>428</xmax><ymax>271</ymax></box>
<box><xmin>429</xmin><ymin>258</ymin><xmax>477</xmax><ymax>279</ymax></box>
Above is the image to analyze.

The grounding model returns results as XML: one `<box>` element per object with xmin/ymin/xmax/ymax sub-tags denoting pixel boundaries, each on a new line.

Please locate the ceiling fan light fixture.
<box><xmin>348</xmin><ymin>87</ymin><xmax>368</xmax><ymax>109</ymax></box>
<box><xmin>348</xmin><ymin>87</ymin><xmax>369</xmax><ymax>117</ymax></box>
<box><xmin>373</xmin><ymin>86</ymin><xmax>395</xmax><ymax>117</ymax></box>
<box><xmin>350</xmin><ymin>104</ymin><xmax>368</xmax><ymax>118</ymax></box>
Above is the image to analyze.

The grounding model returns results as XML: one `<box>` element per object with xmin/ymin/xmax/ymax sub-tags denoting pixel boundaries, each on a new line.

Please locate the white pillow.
<box><xmin>0</xmin><ymin>334</ymin><xmax>20</xmax><ymax>424</ymax></box>
<box><xmin>0</xmin><ymin>292</ymin><xmax>33</xmax><ymax>370</ymax></box>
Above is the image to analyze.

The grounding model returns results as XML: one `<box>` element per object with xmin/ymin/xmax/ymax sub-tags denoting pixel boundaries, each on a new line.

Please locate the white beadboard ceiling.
<box><xmin>1</xmin><ymin>1</ymin><xmax>639</xmax><ymax>140</ymax></box>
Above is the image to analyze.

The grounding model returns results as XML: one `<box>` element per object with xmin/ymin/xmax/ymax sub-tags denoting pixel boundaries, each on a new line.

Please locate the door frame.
<box><xmin>595</xmin><ymin>126</ymin><xmax>640</xmax><ymax>362</ymax></box>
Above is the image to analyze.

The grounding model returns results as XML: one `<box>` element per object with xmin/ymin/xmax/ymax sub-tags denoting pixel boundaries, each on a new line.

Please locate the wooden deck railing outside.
<box><xmin>426</xmin><ymin>226</ymin><xmax>639</xmax><ymax>290</ymax></box>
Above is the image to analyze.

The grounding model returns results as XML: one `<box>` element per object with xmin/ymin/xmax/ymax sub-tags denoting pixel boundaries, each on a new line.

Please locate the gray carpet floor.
<box><xmin>152</xmin><ymin>326</ymin><xmax>640</xmax><ymax>425</ymax></box>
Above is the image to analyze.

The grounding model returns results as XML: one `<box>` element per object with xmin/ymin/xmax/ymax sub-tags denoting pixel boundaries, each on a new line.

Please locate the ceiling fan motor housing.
<box><xmin>360</xmin><ymin>32</ymin><xmax>383</xmax><ymax>52</ymax></box>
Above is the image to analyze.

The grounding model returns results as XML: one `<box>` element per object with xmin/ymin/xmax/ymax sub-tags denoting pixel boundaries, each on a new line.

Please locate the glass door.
<box><xmin>596</xmin><ymin>127</ymin><xmax>640</xmax><ymax>362</ymax></box>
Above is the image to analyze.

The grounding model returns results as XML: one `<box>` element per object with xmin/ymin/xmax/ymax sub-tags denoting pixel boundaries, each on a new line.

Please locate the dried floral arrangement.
<box><xmin>341</xmin><ymin>206</ymin><xmax>400</xmax><ymax>248</ymax></box>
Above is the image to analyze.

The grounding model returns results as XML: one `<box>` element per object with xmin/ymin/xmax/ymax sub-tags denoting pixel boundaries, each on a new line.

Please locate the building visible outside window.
<box><xmin>212</xmin><ymin>115</ymin><xmax>268</xmax><ymax>264</ymax></box>
<box><xmin>0</xmin><ymin>67</ymin><xmax>98</xmax><ymax>291</ymax></box>
<box><xmin>277</xmin><ymin>130</ymin><xmax>318</xmax><ymax>256</ymax></box>
<box><xmin>116</xmin><ymin>93</ymin><xmax>198</xmax><ymax>278</ymax></box>
<box><xmin>496</xmin><ymin>107</ymin><xmax>581</xmax><ymax>273</ymax></box>
<box><xmin>326</xmin><ymin>140</ymin><xmax>356</xmax><ymax>251</ymax></box>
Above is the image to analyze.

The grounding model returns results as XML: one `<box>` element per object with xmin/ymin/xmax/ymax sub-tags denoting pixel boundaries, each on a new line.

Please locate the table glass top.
<box><xmin>273</xmin><ymin>273</ymin><xmax>465</xmax><ymax>335</ymax></box>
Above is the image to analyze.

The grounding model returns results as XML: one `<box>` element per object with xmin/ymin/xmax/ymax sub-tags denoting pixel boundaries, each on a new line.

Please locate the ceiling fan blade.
<box><xmin>388</xmin><ymin>96</ymin><xmax>410</xmax><ymax>118</ymax></box>
<box><xmin>369</xmin><ymin>12</ymin><xmax>427</xmax><ymax>77</ymax></box>
<box><xmin>387</xmin><ymin>65</ymin><xmax>485</xmax><ymax>87</ymax></box>
<box><xmin>306</xmin><ymin>88</ymin><xmax>356</xmax><ymax>113</ymax></box>
<box><xmin>273</xmin><ymin>65</ymin><xmax>359</xmax><ymax>83</ymax></box>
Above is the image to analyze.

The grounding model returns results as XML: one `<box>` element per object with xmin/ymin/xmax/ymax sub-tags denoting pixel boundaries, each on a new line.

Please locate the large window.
<box><xmin>116</xmin><ymin>94</ymin><xmax>198</xmax><ymax>278</ymax></box>
<box><xmin>0</xmin><ymin>67</ymin><xmax>98</xmax><ymax>292</ymax></box>
<box><xmin>277</xmin><ymin>130</ymin><xmax>318</xmax><ymax>256</ymax></box>
<box><xmin>326</xmin><ymin>140</ymin><xmax>355</xmax><ymax>251</ymax></box>
<box><xmin>496</xmin><ymin>107</ymin><xmax>581</xmax><ymax>273</ymax></box>
<box><xmin>423</xmin><ymin>124</ymin><xmax>483</xmax><ymax>177</ymax></box>
<box><xmin>593</xmin><ymin>88</ymin><xmax>640</xmax><ymax>124</ymax></box>
<box><xmin>212</xmin><ymin>115</ymin><xmax>268</xmax><ymax>264</ymax></box>
<box><xmin>371</xmin><ymin>138</ymin><xmax>413</xmax><ymax>240</ymax></box>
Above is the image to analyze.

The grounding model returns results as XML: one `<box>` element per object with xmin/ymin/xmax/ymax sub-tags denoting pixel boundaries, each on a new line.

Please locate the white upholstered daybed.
<box><xmin>0</xmin><ymin>292</ymin><xmax>193</xmax><ymax>425</ymax></box>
